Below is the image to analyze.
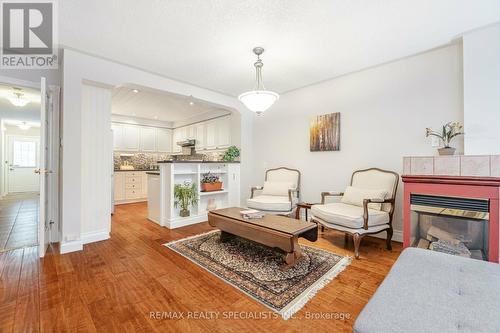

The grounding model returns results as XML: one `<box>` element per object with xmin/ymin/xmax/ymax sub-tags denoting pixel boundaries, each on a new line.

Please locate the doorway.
<box><xmin>0</xmin><ymin>78</ymin><xmax>56</xmax><ymax>256</ymax></box>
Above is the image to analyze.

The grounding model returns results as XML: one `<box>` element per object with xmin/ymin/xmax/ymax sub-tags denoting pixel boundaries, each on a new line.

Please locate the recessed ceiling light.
<box><xmin>189</xmin><ymin>101</ymin><xmax>194</xmax><ymax>106</ymax></box>
<box><xmin>132</xmin><ymin>89</ymin><xmax>139</xmax><ymax>93</ymax></box>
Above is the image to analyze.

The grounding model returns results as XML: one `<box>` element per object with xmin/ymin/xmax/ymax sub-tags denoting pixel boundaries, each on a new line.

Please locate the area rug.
<box><xmin>165</xmin><ymin>230</ymin><xmax>351</xmax><ymax>319</ymax></box>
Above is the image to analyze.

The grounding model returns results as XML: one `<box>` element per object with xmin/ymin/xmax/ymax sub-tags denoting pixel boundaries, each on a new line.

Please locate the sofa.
<box><xmin>353</xmin><ymin>248</ymin><xmax>500</xmax><ymax>332</ymax></box>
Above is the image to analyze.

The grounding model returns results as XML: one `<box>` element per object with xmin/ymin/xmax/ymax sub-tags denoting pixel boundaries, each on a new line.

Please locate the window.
<box><xmin>13</xmin><ymin>140</ymin><xmax>37</xmax><ymax>167</ymax></box>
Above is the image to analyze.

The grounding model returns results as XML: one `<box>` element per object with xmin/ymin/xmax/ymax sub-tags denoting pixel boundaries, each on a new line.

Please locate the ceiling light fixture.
<box><xmin>238</xmin><ymin>47</ymin><xmax>279</xmax><ymax>114</ymax></box>
<box><xmin>7</xmin><ymin>89</ymin><xmax>30</xmax><ymax>107</ymax></box>
<box><xmin>132</xmin><ymin>89</ymin><xmax>139</xmax><ymax>93</ymax></box>
<box><xmin>18</xmin><ymin>122</ymin><xmax>31</xmax><ymax>130</ymax></box>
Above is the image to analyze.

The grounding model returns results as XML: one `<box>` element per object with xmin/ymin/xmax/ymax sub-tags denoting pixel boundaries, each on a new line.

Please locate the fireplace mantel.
<box><xmin>402</xmin><ymin>174</ymin><xmax>500</xmax><ymax>262</ymax></box>
<box><xmin>402</xmin><ymin>175</ymin><xmax>500</xmax><ymax>187</ymax></box>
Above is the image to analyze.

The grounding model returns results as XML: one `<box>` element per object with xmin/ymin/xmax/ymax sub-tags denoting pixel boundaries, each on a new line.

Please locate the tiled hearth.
<box><xmin>404</xmin><ymin>155</ymin><xmax>500</xmax><ymax>177</ymax></box>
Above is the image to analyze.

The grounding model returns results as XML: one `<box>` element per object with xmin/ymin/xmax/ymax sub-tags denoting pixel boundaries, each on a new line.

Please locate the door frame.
<box><xmin>5</xmin><ymin>134</ymin><xmax>40</xmax><ymax>193</ymax></box>
<box><xmin>0</xmin><ymin>75</ymin><xmax>61</xmax><ymax>245</ymax></box>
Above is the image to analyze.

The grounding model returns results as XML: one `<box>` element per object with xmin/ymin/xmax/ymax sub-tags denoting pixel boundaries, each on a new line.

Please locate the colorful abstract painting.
<box><xmin>310</xmin><ymin>112</ymin><xmax>340</xmax><ymax>151</ymax></box>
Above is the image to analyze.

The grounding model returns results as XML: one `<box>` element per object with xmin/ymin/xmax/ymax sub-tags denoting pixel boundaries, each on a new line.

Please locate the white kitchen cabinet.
<box><xmin>156</xmin><ymin>128</ymin><xmax>172</xmax><ymax>153</ymax></box>
<box><xmin>194</xmin><ymin>122</ymin><xmax>206</xmax><ymax>150</ymax></box>
<box><xmin>114</xmin><ymin>172</ymin><xmax>125</xmax><ymax>201</ymax></box>
<box><xmin>205</xmin><ymin>120</ymin><xmax>217</xmax><ymax>149</ymax></box>
<box><xmin>172</xmin><ymin>128</ymin><xmax>183</xmax><ymax>153</ymax></box>
<box><xmin>139</xmin><ymin>126</ymin><xmax>156</xmax><ymax>152</ymax></box>
<box><xmin>216</xmin><ymin>116</ymin><xmax>231</xmax><ymax>149</ymax></box>
<box><xmin>122</xmin><ymin>125</ymin><xmax>140</xmax><ymax>151</ymax></box>
<box><xmin>114</xmin><ymin>171</ymin><xmax>147</xmax><ymax>204</ymax></box>
<box><xmin>184</xmin><ymin>125</ymin><xmax>195</xmax><ymax>139</ymax></box>
<box><xmin>111</xmin><ymin>123</ymin><xmax>125</xmax><ymax>150</ymax></box>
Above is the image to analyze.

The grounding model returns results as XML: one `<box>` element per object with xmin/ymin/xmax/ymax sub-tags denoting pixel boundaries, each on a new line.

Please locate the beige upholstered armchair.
<box><xmin>247</xmin><ymin>167</ymin><xmax>301</xmax><ymax>216</ymax></box>
<box><xmin>311</xmin><ymin>168</ymin><xmax>399</xmax><ymax>259</ymax></box>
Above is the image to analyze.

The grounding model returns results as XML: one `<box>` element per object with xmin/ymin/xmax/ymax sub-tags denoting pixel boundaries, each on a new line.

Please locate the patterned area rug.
<box><xmin>165</xmin><ymin>230</ymin><xmax>351</xmax><ymax>319</ymax></box>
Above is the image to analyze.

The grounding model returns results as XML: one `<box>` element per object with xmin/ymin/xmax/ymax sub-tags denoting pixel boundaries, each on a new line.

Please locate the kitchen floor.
<box><xmin>0</xmin><ymin>192</ymin><xmax>38</xmax><ymax>252</ymax></box>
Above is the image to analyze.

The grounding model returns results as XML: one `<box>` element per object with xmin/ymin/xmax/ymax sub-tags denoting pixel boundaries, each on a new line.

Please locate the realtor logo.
<box><xmin>1</xmin><ymin>0</ymin><xmax>58</xmax><ymax>69</ymax></box>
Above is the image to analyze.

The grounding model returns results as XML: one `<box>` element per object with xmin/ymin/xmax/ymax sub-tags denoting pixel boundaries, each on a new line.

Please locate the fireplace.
<box><xmin>403</xmin><ymin>175</ymin><xmax>499</xmax><ymax>263</ymax></box>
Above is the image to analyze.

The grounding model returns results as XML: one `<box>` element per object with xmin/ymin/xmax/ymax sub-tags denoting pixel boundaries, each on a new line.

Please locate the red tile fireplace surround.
<box><xmin>402</xmin><ymin>175</ymin><xmax>500</xmax><ymax>263</ymax></box>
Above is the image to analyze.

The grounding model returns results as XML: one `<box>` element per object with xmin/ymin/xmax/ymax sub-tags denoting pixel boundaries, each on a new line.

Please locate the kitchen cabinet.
<box><xmin>172</xmin><ymin>128</ymin><xmax>183</xmax><ymax>153</ymax></box>
<box><xmin>194</xmin><ymin>122</ymin><xmax>206</xmax><ymax>150</ymax></box>
<box><xmin>122</xmin><ymin>125</ymin><xmax>140</xmax><ymax>151</ymax></box>
<box><xmin>156</xmin><ymin>128</ymin><xmax>172</xmax><ymax>153</ymax></box>
<box><xmin>204</xmin><ymin>120</ymin><xmax>217</xmax><ymax>150</ymax></box>
<box><xmin>114</xmin><ymin>171</ymin><xmax>148</xmax><ymax>204</ymax></box>
<box><xmin>114</xmin><ymin>172</ymin><xmax>126</xmax><ymax>201</ymax></box>
<box><xmin>216</xmin><ymin>116</ymin><xmax>231</xmax><ymax>148</ymax></box>
<box><xmin>111</xmin><ymin>123</ymin><xmax>125</xmax><ymax>150</ymax></box>
<box><xmin>139</xmin><ymin>126</ymin><xmax>156</xmax><ymax>152</ymax></box>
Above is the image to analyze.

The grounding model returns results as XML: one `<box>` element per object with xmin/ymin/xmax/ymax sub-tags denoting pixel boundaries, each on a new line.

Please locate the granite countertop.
<box><xmin>157</xmin><ymin>160</ymin><xmax>240</xmax><ymax>164</ymax></box>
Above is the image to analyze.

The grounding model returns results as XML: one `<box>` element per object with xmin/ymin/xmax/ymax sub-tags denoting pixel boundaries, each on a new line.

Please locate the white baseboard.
<box><xmin>165</xmin><ymin>214</ymin><xmax>208</xmax><ymax>229</ymax></box>
<box><xmin>60</xmin><ymin>240</ymin><xmax>83</xmax><ymax>254</ymax></box>
<box><xmin>82</xmin><ymin>230</ymin><xmax>110</xmax><ymax>244</ymax></box>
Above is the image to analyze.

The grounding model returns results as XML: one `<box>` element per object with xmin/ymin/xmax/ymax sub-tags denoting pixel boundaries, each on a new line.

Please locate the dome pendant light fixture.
<box><xmin>238</xmin><ymin>47</ymin><xmax>279</xmax><ymax>114</ymax></box>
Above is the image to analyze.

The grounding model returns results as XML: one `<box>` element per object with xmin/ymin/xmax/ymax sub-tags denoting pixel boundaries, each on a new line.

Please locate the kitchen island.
<box><xmin>147</xmin><ymin>161</ymin><xmax>240</xmax><ymax>229</ymax></box>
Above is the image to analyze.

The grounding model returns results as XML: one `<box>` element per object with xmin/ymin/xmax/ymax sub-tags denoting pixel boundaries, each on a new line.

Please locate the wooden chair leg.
<box><xmin>353</xmin><ymin>233</ymin><xmax>361</xmax><ymax>259</ymax></box>
<box><xmin>386</xmin><ymin>228</ymin><xmax>393</xmax><ymax>251</ymax></box>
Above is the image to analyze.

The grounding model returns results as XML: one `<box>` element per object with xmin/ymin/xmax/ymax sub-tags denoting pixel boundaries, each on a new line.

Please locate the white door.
<box><xmin>39</xmin><ymin>77</ymin><xmax>50</xmax><ymax>257</ymax></box>
<box><xmin>7</xmin><ymin>136</ymin><xmax>40</xmax><ymax>193</ymax></box>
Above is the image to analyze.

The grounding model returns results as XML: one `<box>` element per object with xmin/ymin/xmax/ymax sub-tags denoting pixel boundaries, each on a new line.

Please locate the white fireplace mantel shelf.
<box><xmin>403</xmin><ymin>155</ymin><xmax>500</xmax><ymax>178</ymax></box>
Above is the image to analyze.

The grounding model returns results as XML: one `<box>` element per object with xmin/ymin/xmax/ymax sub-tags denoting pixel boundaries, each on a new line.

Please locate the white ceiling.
<box><xmin>112</xmin><ymin>86</ymin><xmax>228</xmax><ymax>122</ymax></box>
<box><xmin>60</xmin><ymin>1</ymin><xmax>500</xmax><ymax>96</ymax></box>
<box><xmin>0</xmin><ymin>84</ymin><xmax>41</xmax><ymax>122</ymax></box>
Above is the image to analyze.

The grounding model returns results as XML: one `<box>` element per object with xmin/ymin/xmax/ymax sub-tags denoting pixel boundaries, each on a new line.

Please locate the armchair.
<box><xmin>247</xmin><ymin>167</ymin><xmax>301</xmax><ymax>216</ymax></box>
<box><xmin>311</xmin><ymin>168</ymin><xmax>399</xmax><ymax>259</ymax></box>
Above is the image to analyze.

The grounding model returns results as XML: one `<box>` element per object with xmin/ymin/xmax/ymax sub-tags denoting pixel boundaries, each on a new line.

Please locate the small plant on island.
<box><xmin>222</xmin><ymin>146</ymin><xmax>240</xmax><ymax>162</ymax></box>
<box><xmin>201</xmin><ymin>172</ymin><xmax>223</xmax><ymax>192</ymax></box>
<box><xmin>174</xmin><ymin>181</ymin><xmax>198</xmax><ymax>217</ymax></box>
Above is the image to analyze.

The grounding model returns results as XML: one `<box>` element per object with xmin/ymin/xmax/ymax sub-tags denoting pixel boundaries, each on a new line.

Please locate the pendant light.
<box><xmin>7</xmin><ymin>88</ymin><xmax>29</xmax><ymax>107</ymax></box>
<box><xmin>238</xmin><ymin>47</ymin><xmax>279</xmax><ymax>114</ymax></box>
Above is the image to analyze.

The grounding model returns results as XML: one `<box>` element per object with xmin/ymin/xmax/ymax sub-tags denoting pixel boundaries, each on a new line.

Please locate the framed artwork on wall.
<box><xmin>309</xmin><ymin>112</ymin><xmax>340</xmax><ymax>151</ymax></box>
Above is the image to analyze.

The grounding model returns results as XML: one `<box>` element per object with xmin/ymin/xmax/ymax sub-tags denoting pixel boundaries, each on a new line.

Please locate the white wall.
<box><xmin>81</xmin><ymin>84</ymin><xmax>112</xmax><ymax>244</ymax></box>
<box><xmin>463</xmin><ymin>24</ymin><xmax>500</xmax><ymax>154</ymax></box>
<box><xmin>61</xmin><ymin>49</ymin><xmax>254</xmax><ymax>253</ymax></box>
<box><xmin>251</xmin><ymin>44</ymin><xmax>464</xmax><ymax>237</ymax></box>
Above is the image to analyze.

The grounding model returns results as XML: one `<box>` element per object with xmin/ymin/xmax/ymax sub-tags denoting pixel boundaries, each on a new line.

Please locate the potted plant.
<box><xmin>425</xmin><ymin>122</ymin><xmax>464</xmax><ymax>155</ymax></box>
<box><xmin>222</xmin><ymin>146</ymin><xmax>240</xmax><ymax>162</ymax></box>
<box><xmin>200</xmin><ymin>172</ymin><xmax>223</xmax><ymax>192</ymax></box>
<box><xmin>174</xmin><ymin>181</ymin><xmax>198</xmax><ymax>217</ymax></box>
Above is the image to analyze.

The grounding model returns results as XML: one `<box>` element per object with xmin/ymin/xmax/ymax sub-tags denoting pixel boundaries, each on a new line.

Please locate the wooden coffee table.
<box><xmin>208</xmin><ymin>207</ymin><xmax>318</xmax><ymax>267</ymax></box>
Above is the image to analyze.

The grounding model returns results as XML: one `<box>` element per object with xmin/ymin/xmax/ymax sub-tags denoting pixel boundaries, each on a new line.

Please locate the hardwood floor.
<box><xmin>0</xmin><ymin>202</ymin><xmax>402</xmax><ymax>332</ymax></box>
<box><xmin>0</xmin><ymin>193</ymin><xmax>39</xmax><ymax>252</ymax></box>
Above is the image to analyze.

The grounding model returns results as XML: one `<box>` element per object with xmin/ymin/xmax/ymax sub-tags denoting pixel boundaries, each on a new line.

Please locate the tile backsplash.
<box><xmin>113</xmin><ymin>151</ymin><xmax>226</xmax><ymax>170</ymax></box>
<box><xmin>114</xmin><ymin>152</ymin><xmax>171</xmax><ymax>170</ymax></box>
